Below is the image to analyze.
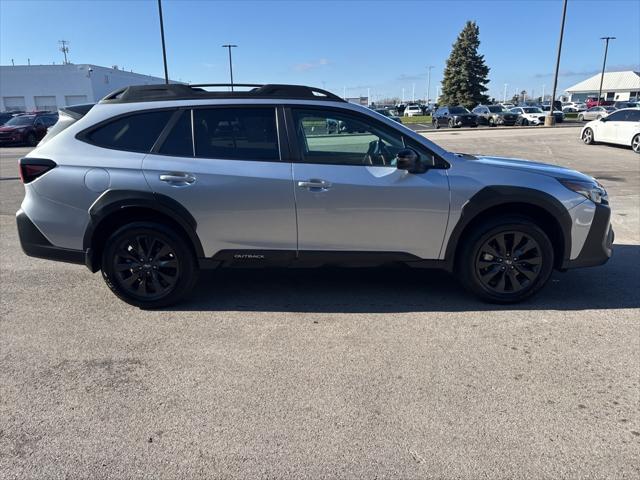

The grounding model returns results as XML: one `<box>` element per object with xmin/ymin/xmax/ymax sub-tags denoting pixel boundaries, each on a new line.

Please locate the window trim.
<box><xmin>284</xmin><ymin>105</ymin><xmax>448</xmax><ymax>169</ymax></box>
<box><xmin>76</xmin><ymin>106</ymin><xmax>178</xmax><ymax>154</ymax></box>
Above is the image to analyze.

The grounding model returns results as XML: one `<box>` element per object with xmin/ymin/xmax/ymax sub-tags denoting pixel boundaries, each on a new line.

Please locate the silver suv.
<box><xmin>17</xmin><ymin>83</ymin><xmax>613</xmax><ymax>308</ymax></box>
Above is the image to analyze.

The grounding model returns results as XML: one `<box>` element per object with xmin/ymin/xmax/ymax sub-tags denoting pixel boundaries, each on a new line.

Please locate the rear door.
<box><xmin>143</xmin><ymin>106</ymin><xmax>297</xmax><ymax>257</ymax></box>
<box><xmin>287</xmin><ymin>106</ymin><xmax>450</xmax><ymax>260</ymax></box>
<box><xmin>611</xmin><ymin>109</ymin><xmax>640</xmax><ymax>145</ymax></box>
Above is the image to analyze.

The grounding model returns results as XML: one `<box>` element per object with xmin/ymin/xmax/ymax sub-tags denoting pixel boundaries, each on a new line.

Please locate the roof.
<box><xmin>565</xmin><ymin>71</ymin><xmax>640</xmax><ymax>93</ymax></box>
<box><xmin>99</xmin><ymin>83</ymin><xmax>345</xmax><ymax>104</ymax></box>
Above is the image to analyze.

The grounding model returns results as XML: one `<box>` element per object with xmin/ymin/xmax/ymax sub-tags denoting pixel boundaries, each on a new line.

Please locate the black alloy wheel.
<box><xmin>101</xmin><ymin>222</ymin><xmax>198</xmax><ymax>308</ymax></box>
<box><xmin>474</xmin><ymin>231</ymin><xmax>542</xmax><ymax>295</ymax></box>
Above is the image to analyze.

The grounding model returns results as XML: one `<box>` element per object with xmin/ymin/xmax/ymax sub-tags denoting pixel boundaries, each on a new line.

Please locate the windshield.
<box><xmin>488</xmin><ymin>106</ymin><xmax>505</xmax><ymax>113</ymax></box>
<box><xmin>450</xmin><ymin>107</ymin><xmax>470</xmax><ymax>114</ymax></box>
<box><xmin>522</xmin><ymin>107</ymin><xmax>543</xmax><ymax>113</ymax></box>
<box><xmin>4</xmin><ymin>115</ymin><xmax>35</xmax><ymax>126</ymax></box>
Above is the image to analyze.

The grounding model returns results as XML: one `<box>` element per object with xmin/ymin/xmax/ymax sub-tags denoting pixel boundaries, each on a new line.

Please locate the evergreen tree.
<box><xmin>440</xmin><ymin>21</ymin><xmax>490</xmax><ymax>109</ymax></box>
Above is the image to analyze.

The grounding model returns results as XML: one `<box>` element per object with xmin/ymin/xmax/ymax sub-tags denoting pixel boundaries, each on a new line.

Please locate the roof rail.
<box><xmin>99</xmin><ymin>83</ymin><xmax>345</xmax><ymax>104</ymax></box>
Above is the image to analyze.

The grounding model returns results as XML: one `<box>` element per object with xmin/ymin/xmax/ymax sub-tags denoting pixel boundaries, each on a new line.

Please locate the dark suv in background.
<box><xmin>0</xmin><ymin>113</ymin><xmax>58</xmax><ymax>146</ymax></box>
<box><xmin>472</xmin><ymin>105</ymin><xmax>519</xmax><ymax>126</ymax></box>
<box><xmin>432</xmin><ymin>106</ymin><xmax>478</xmax><ymax>128</ymax></box>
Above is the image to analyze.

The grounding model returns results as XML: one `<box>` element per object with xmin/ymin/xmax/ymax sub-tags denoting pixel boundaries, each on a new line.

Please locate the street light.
<box><xmin>597</xmin><ymin>37</ymin><xmax>616</xmax><ymax>105</ymax></box>
<box><xmin>426</xmin><ymin>65</ymin><xmax>434</xmax><ymax>105</ymax></box>
<box><xmin>503</xmin><ymin>83</ymin><xmax>508</xmax><ymax>103</ymax></box>
<box><xmin>157</xmin><ymin>0</ymin><xmax>169</xmax><ymax>84</ymax></box>
<box><xmin>222</xmin><ymin>44</ymin><xmax>237</xmax><ymax>91</ymax></box>
<box><xmin>546</xmin><ymin>0</ymin><xmax>567</xmax><ymax>126</ymax></box>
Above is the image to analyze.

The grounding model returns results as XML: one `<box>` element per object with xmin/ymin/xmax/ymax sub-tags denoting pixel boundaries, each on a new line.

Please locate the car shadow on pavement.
<box><xmin>172</xmin><ymin>244</ymin><xmax>640</xmax><ymax>313</ymax></box>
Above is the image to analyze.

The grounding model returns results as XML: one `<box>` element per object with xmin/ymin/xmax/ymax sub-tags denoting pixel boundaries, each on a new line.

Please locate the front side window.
<box><xmin>193</xmin><ymin>107</ymin><xmax>279</xmax><ymax>161</ymax></box>
<box><xmin>292</xmin><ymin>108</ymin><xmax>435</xmax><ymax>168</ymax></box>
<box><xmin>85</xmin><ymin>110</ymin><xmax>174</xmax><ymax>152</ymax></box>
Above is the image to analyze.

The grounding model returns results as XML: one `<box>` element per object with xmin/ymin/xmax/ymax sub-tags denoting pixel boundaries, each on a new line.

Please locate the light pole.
<box><xmin>412</xmin><ymin>83</ymin><xmax>415</xmax><ymax>102</ymax></box>
<box><xmin>426</xmin><ymin>65</ymin><xmax>434</xmax><ymax>105</ymax></box>
<box><xmin>157</xmin><ymin>0</ymin><xmax>169</xmax><ymax>84</ymax></box>
<box><xmin>503</xmin><ymin>83</ymin><xmax>508</xmax><ymax>103</ymax></box>
<box><xmin>222</xmin><ymin>44</ymin><xmax>237</xmax><ymax>91</ymax></box>
<box><xmin>542</xmin><ymin>84</ymin><xmax>545</xmax><ymax>102</ymax></box>
<box><xmin>546</xmin><ymin>0</ymin><xmax>567</xmax><ymax>126</ymax></box>
<box><xmin>597</xmin><ymin>37</ymin><xmax>616</xmax><ymax>105</ymax></box>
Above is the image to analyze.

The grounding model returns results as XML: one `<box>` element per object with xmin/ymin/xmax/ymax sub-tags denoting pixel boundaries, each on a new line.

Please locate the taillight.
<box><xmin>18</xmin><ymin>158</ymin><xmax>56</xmax><ymax>184</ymax></box>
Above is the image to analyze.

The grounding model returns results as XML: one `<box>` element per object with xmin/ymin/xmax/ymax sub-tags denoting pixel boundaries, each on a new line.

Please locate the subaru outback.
<box><xmin>17</xmin><ymin>83</ymin><xmax>613</xmax><ymax>308</ymax></box>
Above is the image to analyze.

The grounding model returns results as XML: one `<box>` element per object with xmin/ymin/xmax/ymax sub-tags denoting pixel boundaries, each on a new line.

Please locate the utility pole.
<box><xmin>503</xmin><ymin>83</ymin><xmax>508</xmax><ymax>103</ymax></box>
<box><xmin>426</xmin><ymin>65</ymin><xmax>434</xmax><ymax>105</ymax></box>
<box><xmin>546</xmin><ymin>0</ymin><xmax>567</xmax><ymax>126</ymax></box>
<box><xmin>412</xmin><ymin>83</ymin><xmax>415</xmax><ymax>103</ymax></box>
<box><xmin>222</xmin><ymin>44</ymin><xmax>237</xmax><ymax>91</ymax></box>
<box><xmin>157</xmin><ymin>0</ymin><xmax>169</xmax><ymax>84</ymax></box>
<box><xmin>597</xmin><ymin>37</ymin><xmax>616</xmax><ymax>105</ymax></box>
<box><xmin>402</xmin><ymin>88</ymin><xmax>405</xmax><ymax>103</ymax></box>
<box><xmin>58</xmin><ymin>40</ymin><xmax>70</xmax><ymax>64</ymax></box>
<box><xmin>343</xmin><ymin>86</ymin><xmax>346</xmax><ymax>99</ymax></box>
<box><xmin>542</xmin><ymin>84</ymin><xmax>545</xmax><ymax>102</ymax></box>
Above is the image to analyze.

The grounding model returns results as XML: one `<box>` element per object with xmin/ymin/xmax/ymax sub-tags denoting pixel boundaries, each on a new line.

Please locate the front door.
<box><xmin>143</xmin><ymin>106</ymin><xmax>297</xmax><ymax>257</ymax></box>
<box><xmin>288</xmin><ymin>107</ymin><xmax>450</xmax><ymax>260</ymax></box>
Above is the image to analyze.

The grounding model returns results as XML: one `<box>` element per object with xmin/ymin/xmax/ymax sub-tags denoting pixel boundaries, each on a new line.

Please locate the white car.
<box><xmin>581</xmin><ymin>108</ymin><xmax>640</xmax><ymax>153</ymax></box>
<box><xmin>562</xmin><ymin>102</ymin><xmax>586</xmax><ymax>113</ymax></box>
<box><xmin>510</xmin><ymin>107</ymin><xmax>547</xmax><ymax>126</ymax></box>
<box><xmin>404</xmin><ymin>105</ymin><xmax>423</xmax><ymax>117</ymax></box>
<box><xmin>578</xmin><ymin>106</ymin><xmax>616</xmax><ymax>122</ymax></box>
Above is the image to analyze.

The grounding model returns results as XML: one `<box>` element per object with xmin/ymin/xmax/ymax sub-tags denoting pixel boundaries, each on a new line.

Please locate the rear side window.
<box><xmin>193</xmin><ymin>107</ymin><xmax>279</xmax><ymax>161</ymax></box>
<box><xmin>158</xmin><ymin>110</ymin><xmax>193</xmax><ymax>156</ymax></box>
<box><xmin>85</xmin><ymin>110</ymin><xmax>173</xmax><ymax>152</ymax></box>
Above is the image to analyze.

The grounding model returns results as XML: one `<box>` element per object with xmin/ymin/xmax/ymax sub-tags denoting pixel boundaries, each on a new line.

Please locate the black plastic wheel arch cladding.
<box><xmin>444</xmin><ymin>186</ymin><xmax>573</xmax><ymax>269</ymax></box>
<box><xmin>83</xmin><ymin>190</ymin><xmax>205</xmax><ymax>272</ymax></box>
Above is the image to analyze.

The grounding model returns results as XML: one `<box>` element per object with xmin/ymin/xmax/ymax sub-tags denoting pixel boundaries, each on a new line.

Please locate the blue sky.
<box><xmin>1</xmin><ymin>0</ymin><xmax>638</xmax><ymax>101</ymax></box>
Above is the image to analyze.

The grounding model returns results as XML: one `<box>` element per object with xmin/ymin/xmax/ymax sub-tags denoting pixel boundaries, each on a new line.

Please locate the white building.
<box><xmin>565</xmin><ymin>70</ymin><xmax>640</xmax><ymax>103</ymax></box>
<box><xmin>0</xmin><ymin>64</ymin><xmax>174</xmax><ymax>112</ymax></box>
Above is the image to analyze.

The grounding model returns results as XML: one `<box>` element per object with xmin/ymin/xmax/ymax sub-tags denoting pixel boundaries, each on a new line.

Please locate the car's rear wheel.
<box><xmin>489</xmin><ymin>118</ymin><xmax>496</xmax><ymax>127</ymax></box>
<box><xmin>632</xmin><ymin>134</ymin><xmax>640</xmax><ymax>154</ymax></box>
<box><xmin>101</xmin><ymin>222</ymin><xmax>198</xmax><ymax>308</ymax></box>
<box><xmin>433</xmin><ymin>118</ymin><xmax>440</xmax><ymax>129</ymax></box>
<box><xmin>578</xmin><ymin>114</ymin><xmax>584</xmax><ymax>121</ymax></box>
<box><xmin>522</xmin><ymin>118</ymin><xmax>529</xmax><ymax>126</ymax></box>
<box><xmin>26</xmin><ymin>132</ymin><xmax>37</xmax><ymax>146</ymax></box>
<box><xmin>582</xmin><ymin>127</ymin><xmax>595</xmax><ymax>145</ymax></box>
<box><xmin>457</xmin><ymin>216</ymin><xmax>554</xmax><ymax>303</ymax></box>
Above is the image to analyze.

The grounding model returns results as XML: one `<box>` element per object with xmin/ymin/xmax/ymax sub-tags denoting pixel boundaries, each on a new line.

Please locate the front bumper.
<box><xmin>16</xmin><ymin>209</ymin><xmax>86</xmax><ymax>265</ymax></box>
<box><xmin>562</xmin><ymin>203</ymin><xmax>613</xmax><ymax>269</ymax></box>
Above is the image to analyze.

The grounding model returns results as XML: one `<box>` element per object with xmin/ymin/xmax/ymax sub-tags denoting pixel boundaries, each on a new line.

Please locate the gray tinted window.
<box><xmin>87</xmin><ymin>110</ymin><xmax>173</xmax><ymax>152</ymax></box>
<box><xmin>159</xmin><ymin>110</ymin><xmax>193</xmax><ymax>156</ymax></box>
<box><xmin>193</xmin><ymin>107</ymin><xmax>279</xmax><ymax>161</ymax></box>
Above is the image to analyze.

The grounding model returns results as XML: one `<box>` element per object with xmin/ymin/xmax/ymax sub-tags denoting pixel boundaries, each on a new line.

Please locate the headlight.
<box><xmin>558</xmin><ymin>178</ymin><xmax>608</xmax><ymax>204</ymax></box>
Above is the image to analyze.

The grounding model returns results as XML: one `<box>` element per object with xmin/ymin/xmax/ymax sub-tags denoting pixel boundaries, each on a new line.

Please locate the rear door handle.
<box><xmin>297</xmin><ymin>179</ymin><xmax>332</xmax><ymax>190</ymax></box>
<box><xmin>159</xmin><ymin>172</ymin><xmax>196</xmax><ymax>185</ymax></box>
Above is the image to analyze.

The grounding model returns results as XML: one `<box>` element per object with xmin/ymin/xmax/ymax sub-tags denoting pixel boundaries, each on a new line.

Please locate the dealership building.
<box><xmin>565</xmin><ymin>70</ymin><xmax>640</xmax><ymax>103</ymax></box>
<box><xmin>0</xmin><ymin>64</ymin><xmax>172</xmax><ymax>112</ymax></box>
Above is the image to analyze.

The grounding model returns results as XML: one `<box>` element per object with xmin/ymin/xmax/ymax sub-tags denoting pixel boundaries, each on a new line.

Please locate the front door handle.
<box><xmin>159</xmin><ymin>172</ymin><xmax>196</xmax><ymax>186</ymax></box>
<box><xmin>297</xmin><ymin>179</ymin><xmax>332</xmax><ymax>191</ymax></box>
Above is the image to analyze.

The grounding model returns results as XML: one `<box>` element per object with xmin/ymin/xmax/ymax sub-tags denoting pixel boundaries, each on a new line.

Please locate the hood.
<box><xmin>470</xmin><ymin>155</ymin><xmax>594</xmax><ymax>181</ymax></box>
<box><xmin>0</xmin><ymin>125</ymin><xmax>27</xmax><ymax>132</ymax></box>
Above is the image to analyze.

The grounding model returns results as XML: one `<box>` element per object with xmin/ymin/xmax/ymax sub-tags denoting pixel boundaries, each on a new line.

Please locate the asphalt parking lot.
<box><xmin>1</xmin><ymin>127</ymin><xmax>639</xmax><ymax>479</ymax></box>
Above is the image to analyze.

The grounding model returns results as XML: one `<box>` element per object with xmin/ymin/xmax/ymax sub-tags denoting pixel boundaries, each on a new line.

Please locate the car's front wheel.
<box><xmin>457</xmin><ymin>216</ymin><xmax>554</xmax><ymax>303</ymax></box>
<box><xmin>582</xmin><ymin>127</ymin><xmax>595</xmax><ymax>145</ymax></box>
<box><xmin>101</xmin><ymin>222</ymin><xmax>198</xmax><ymax>308</ymax></box>
<box><xmin>632</xmin><ymin>134</ymin><xmax>640</xmax><ymax>154</ymax></box>
<box><xmin>448</xmin><ymin>119</ymin><xmax>455</xmax><ymax>128</ymax></box>
<box><xmin>522</xmin><ymin>118</ymin><xmax>529</xmax><ymax>126</ymax></box>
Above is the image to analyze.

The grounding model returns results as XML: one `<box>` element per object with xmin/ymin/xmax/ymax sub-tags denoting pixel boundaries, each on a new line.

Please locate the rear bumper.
<box><xmin>16</xmin><ymin>209</ymin><xmax>86</xmax><ymax>265</ymax></box>
<box><xmin>562</xmin><ymin>203</ymin><xmax>613</xmax><ymax>269</ymax></box>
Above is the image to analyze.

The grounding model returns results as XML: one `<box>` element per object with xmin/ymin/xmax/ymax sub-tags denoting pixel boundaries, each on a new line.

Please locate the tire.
<box><xmin>101</xmin><ymin>222</ymin><xmax>198</xmax><ymax>308</ymax></box>
<box><xmin>632</xmin><ymin>134</ymin><xmax>640</xmax><ymax>154</ymax></box>
<box><xmin>26</xmin><ymin>132</ymin><xmax>37</xmax><ymax>147</ymax></box>
<box><xmin>456</xmin><ymin>215</ymin><xmax>554</xmax><ymax>303</ymax></box>
<box><xmin>582</xmin><ymin>127</ymin><xmax>595</xmax><ymax>145</ymax></box>
<box><xmin>578</xmin><ymin>114</ymin><xmax>584</xmax><ymax>121</ymax></box>
<box><xmin>448</xmin><ymin>119</ymin><xmax>455</xmax><ymax>128</ymax></box>
<box><xmin>433</xmin><ymin>118</ymin><xmax>440</xmax><ymax>129</ymax></box>
<box><xmin>522</xmin><ymin>118</ymin><xmax>529</xmax><ymax>126</ymax></box>
<box><xmin>488</xmin><ymin>118</ymin><xmax>496</xmax><ymax>127</ymax></box>
<box><xmin>596</xmin><ymin>115</ymin><xmax>602</xmax><ymax>120</ymax></box>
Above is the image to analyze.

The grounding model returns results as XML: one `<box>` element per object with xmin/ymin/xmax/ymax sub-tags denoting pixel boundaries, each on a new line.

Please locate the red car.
<box><xmin>586</xmin><ymin>97</ymin><xmax>614</xmax><ymax>109</ymax></box>
<box><xmin>0</xmin><ymin>113</ymin><xmax>58</xmax><ymax>146</ymax></box>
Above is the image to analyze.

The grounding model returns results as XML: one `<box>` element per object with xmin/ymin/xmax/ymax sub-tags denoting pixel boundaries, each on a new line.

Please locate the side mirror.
<box><xmin>396</xmin><ymin>148</ymin><xmax>425</xmax><ymax>173</ymax></box>
<box><xmin>600</xmin><ymin>117</ymin><xmax>608</xmax><ymax>122</ymax></box>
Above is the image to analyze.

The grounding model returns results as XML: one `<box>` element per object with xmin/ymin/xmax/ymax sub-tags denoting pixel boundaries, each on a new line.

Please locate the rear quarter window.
<box><xmin>83</xmin><ymin>109</ymin><xmax>174</xmax><ymax>152</ymax></box>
